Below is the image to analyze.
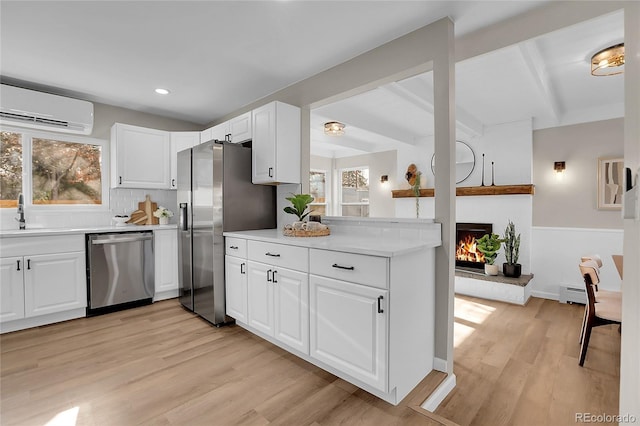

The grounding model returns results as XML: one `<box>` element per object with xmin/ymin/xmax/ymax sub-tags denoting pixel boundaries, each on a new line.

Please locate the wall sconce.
<box><xmin>380</xmin><ymin>175</ymin><xmax>389</xmax><ymax>184</ymax></box>
<box><xmin>554</xmin><ymin>161</ymin><xmax>566</xmax><ymax>181</ymax></box>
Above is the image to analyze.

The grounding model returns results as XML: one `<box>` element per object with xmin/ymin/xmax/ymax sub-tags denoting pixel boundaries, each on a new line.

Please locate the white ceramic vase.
<box><xmin>484</xmin><ymin>263</ymin><xmax>499</xmax><ymax>276</ymax></box>
<box><xmin>159</xmin><ymin>217</ymin><xmax>169</xmax><ymax>225</ymax></box>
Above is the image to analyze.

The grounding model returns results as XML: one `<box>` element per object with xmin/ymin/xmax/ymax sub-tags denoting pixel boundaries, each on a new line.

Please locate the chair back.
<box><xmin>579</xmin><ymin>260</ymin><xmax>599</xmax><ymax>314</ymax></box>
<box><xmin>581</xmin><ymin>254</ymin><xmax>603</xmax><ymax>268</ymax></box>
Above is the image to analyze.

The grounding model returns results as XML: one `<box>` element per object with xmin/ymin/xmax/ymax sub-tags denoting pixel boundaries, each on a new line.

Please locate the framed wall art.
<box><xmin>597</xmin><ymin>157</ymin><xmax>624</xmax><ymax>210</ymax></box>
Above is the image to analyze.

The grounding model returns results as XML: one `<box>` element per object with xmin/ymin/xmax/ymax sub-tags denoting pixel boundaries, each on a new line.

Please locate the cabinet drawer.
<box><xmin>248</xmin><ymin>241</ymin><xmax>308</xmax><ymax>272</ymax></box>
<box><xmin>226</xmin><ymin>237</ymin><xmax>247</xmax><ymax>258</ymax></box>
<box><xmin>310</xmin><ymin>249</ymin><xmax>388</xmax><ymax>290</ymax></box>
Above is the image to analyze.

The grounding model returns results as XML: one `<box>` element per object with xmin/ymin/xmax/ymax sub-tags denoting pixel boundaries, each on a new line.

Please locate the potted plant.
<box><xmin>283</xmin><ymin>193</ymin><xmax>314</xmax><ymax>224</ymax></box>
<box><xmin>153</xmin><ymin>206</ymin><xmax>173</xmax><ymax>225</ymax></box>
<box><xmin>476</xmin><ymin>232</ymin><xmax>503</xmax><ymax>275</ymax></box>
<box><xmin>502</xmin><ymin>220</ymin><xmax>521</xmax><ymax>277</ymax></box>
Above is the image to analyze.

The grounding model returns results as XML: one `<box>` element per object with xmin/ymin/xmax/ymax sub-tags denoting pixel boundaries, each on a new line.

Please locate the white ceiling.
<box><xmin>0</xmin><ymin>1</ymin><xmax>625</xmax><ymax>159</ymax></box>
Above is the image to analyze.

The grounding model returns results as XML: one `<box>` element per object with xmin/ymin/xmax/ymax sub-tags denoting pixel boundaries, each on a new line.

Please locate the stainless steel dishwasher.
<box><xmin>86</xmin><ymin>231</ymin><xmax>154</xmax><ymax>316</ymax></box>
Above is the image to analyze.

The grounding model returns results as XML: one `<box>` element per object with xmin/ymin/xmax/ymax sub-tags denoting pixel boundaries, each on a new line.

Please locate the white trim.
<box><xmin>531</xmin><ymin>290</ymin><xmax>559</xmax><ymax>301</ymax></box>
<box><xmin>532</xmin><ymin>226</ymin><xmax>623</xmax><ymax>234</ymax></box>
<box><xmin>433</xmin><ymin>356</ymin><xmax>448</xmax><ymax>373</ymax></box>
<box><xmin>0</xmin><ymin>308</ymin><xmax>85</xmax><ymax>334</ymax></box>
<box><xmin>420</xmin><ymin>373</ymin><xmax>457</xmax><ymax>412</ymax></box>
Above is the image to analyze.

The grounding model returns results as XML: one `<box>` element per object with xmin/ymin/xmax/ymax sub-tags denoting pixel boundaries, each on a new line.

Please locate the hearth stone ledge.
<box><xmin>455</xmin><ymin>268</ymin><xmax>533</xmax><ymax>287</ymax></box>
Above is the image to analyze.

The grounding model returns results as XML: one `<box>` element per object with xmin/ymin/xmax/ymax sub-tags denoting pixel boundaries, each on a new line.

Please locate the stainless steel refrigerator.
<box><xmin>177</xmin><ymin>140</ymin><xmax>276</xmax><ymax>325</ymax></box>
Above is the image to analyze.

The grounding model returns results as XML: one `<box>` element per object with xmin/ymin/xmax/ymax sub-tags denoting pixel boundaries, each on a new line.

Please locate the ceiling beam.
<box><xmin>518</xmin><ymin>40</ymin><xmax>563</xmax><ymax>125</ymax></box>
<box><xmin>384</xmin><ymin>78</ymin><xmax>484</xmax><ymax>137</ymax></box>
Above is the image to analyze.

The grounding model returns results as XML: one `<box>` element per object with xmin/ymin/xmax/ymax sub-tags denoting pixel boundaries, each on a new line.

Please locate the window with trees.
<box><xmin>340</xmin><ymin>167</ymin><xmax>369</xmax><ymax>217</ymax></box>
<box><xmin>0</xmin><ymin>128</ymin><xmax>107</xmax><ymax>209</ymax></box>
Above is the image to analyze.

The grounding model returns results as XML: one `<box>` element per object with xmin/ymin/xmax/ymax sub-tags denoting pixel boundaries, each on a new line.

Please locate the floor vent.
<box><xmin>559</xmin><ymin>284</ymin><xmax>587</xmax><ymax>305</ymax></box>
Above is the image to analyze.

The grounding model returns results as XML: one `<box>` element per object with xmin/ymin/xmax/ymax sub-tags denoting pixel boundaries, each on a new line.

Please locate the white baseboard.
<box><xmin>433</xmin><ymin>357</ymin><xmax>448</xmax><ymax>373</ymax></box>
<box><xmin>421</xmin><ymin>373</ymin><xmax>457</xmax><ymax>411</ymax></box>
<box><xmin>531</xmin><ymin>290</ymin><xmax>559</xmax><ymax>301</ymax></box>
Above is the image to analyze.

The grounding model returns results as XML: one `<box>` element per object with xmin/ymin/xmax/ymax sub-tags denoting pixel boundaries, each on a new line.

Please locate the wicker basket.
<box><xmin>283</xmin><ymin>227</ymin><xmax>330</xmax><ymax>237</ymax></box>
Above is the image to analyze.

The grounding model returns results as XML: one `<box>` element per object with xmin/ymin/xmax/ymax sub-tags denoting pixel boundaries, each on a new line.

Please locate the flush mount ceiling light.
<box><xmin>591</xmin><ymin>43</ymin><xmax>624</xmax><ymax>76</ymax></box>
<box><xmin>324</xmin><ymin>121</ymin><xmax>345</xmax><ymax>136</ymax></box>
<box><xmin>155</xmin><ymin>88</ymin><xmax>170</xmax><ymax>95</ymax></box>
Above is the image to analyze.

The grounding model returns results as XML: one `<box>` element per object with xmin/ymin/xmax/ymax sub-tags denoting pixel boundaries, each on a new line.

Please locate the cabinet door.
<box><xmin>0</xmin><ymin>257</ymin><xmax>25</xmax><ymax>322</ymax></box>
<box><xmin>112</xmin><ymin>124</ymin><xmax>171</xmax><ymax>189</ymax></box>
<box><xmin>247</xmin><ymin>261</ymin><xmax>274</xmax><ymax>335</ymax></box>
<box><xmin>273</xmin><ymin>267</ymin><xmax>308</xmax><ymax>354</ymax></box>
<box><xmin>209</xmin><ymin>122</ymin><xmax>229</xmax><ymax>142</ymax></box>
<box><xmin>154</xmin><ymin>229</ymin><xmax>179</xmax><ymax>295</ymax></box>
<box><xmin>310</xmin><ymin>275</ymin><xmax>388</xmax><ymax>392</ymax></box>
<box><xmin>170</xmin><ymin>132</ymin><xmax>200</xmax><ymax>189</ymax></box>
<box><xmin>252</xmin><ymin>102</ymin><xmax>276</xmax><ymax>184</ymax></box>
<box><xmin>225</xmin><ymin>255</ymin><xmax>247</xmax><ymax>323</ymax></box>
<box><xmin>24</xmin><ymin>252</ymin><xmax>86</xmax><ymax>318</ymax></box>
<box><xmin>228</xmin><ymin>111</ymin><xmax>252</xmax><ymax>143</ymax></box>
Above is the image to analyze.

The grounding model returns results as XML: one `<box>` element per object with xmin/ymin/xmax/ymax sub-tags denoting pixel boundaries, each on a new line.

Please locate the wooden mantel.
<box><xmin>391</xmin><ymin>184</ymin><xmax>535</xmax><ymax>198</ymax></box>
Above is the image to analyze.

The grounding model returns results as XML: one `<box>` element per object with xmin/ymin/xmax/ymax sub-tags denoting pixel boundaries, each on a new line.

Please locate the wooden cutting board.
<box><xmin>126</xmin><ymin>194</ymin><xmax>159</xmax><ymax>225</ymax></box>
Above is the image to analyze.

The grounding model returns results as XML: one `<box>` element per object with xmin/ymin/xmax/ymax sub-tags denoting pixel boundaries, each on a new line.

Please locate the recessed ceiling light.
<box><xmin>155</xmin><ymin>88</ymin><xmax>170</xmax><ymax>95</ymax></box>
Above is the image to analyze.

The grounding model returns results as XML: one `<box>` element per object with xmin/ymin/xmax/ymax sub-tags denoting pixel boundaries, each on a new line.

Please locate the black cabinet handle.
<box><xmin>332</xmin><ymin>263</ymin><xmax>355</xmax><ymax>271</ymax></box>
<box><xmin>240</xmin><ymin>263</ymin><xmax>245</xmax><ymax>274</ymax></box>
<box><xmin>27</xmin><ymin>259</ymin><xmax>31</xmax><ymax>270</ymax></box>
<box><xmin>265</xmin><ymin>252</ymin><xmax>280</xmax><ymax>258</ymax></box>
<box><xmin>229</xmin><ymin>246</ymin><xmax>238</xmax><ymax>250</ymax></box>
<box><xmin>16</xmin><ymin>259</ymin><xmax>21</xmax><ymax>271</ymax></box>
<box><xmin>268</xmin><ymin>167</ymin><xmax>273</xmax><ymax>178</ymax></box>
<box><xmin>377</xmin><ymin>295</ymin><xmax>384</xmax><ymax>314</ymax></box>
<box><xmin>119</xmin><ymin>176</ymin><xmax>122</xmax><ymax>185</ymax></box>
<box><xmin>226</xmin><ymin>134</ymin><xmax>231</xmax><ymax>142</ymax></box>
<box><xmin>171</xmin><ymin>178</ymin><xmax>176</xmax><ymax>187</ymax></box>
<box><xmin>272</xmin><ymin>270</ymin><xmax>278</xmax><ymax>283</ymax></box>
<box><xmin>267</xmin><ymin>269</ymin><xmax>272</xmax><ymax>282</ymax></box>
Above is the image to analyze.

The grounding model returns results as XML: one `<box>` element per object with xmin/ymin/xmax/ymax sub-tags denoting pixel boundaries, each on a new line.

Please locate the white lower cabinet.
<box><xmin>225</xmin><ymin>255</ymin><xmax>247</xmax><ymax>323</ymax></box>
<box><xmin>247</xmin><ymin>260</ymin><xmax>309</xmax><ymax>354</ymax></box>
<box><xmin>0</xmin><ymin>257</ymin><xmax>25</xmax><ymax>322</ymax></box>
<box><xmin>1</xmin><ymin>235</ymin><xmax>87</xmax><ymax>333</ymax></box>
<box><xmin>154</xmin><ymin>229</ymin><xmax>179</xmax><ymax>301</ymax></box>
<box><xmin>309</xmin><ymin>275</ymin><xmax>388</xmax><ymax>392</ymax></box>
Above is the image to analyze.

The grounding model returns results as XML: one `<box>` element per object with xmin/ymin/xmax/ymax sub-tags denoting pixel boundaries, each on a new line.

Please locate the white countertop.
<box><xmin>0</xmin><ymin>224</ymin><xmax>177</xmax><ymax>238</ymax></box>
<box><xmin>224</xmin><ymin>228</ymin><xmax>441</xmax><ymax>257</ymax></box>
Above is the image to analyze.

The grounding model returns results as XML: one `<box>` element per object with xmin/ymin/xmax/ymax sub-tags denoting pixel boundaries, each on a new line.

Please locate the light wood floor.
<box><xmin>0</xmin><ymin>296</ymin><xmax>620</xmax><ymax>426</ymax></box>
<box><xmin>435</xmin><ymin>295</ymin><xmax>620</xmax><ymax>426</ymax></box>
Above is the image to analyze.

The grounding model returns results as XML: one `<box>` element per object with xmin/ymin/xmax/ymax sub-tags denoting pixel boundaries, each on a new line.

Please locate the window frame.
<box><xmin>309</xmin><ymin>168</ymin><xmax>329</xmax><ymax>217</ymax></box>
<box><xmin>0</xmin><ymin>125</ymin><xmax>110</xmax><ymax>212</ymax></box>
<box><xmin>338</xmin><ymin>166</ymin><xmax>369</xmax><ymax>217</ymax></box>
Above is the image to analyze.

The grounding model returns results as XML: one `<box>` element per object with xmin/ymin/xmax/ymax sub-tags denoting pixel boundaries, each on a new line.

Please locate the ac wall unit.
<box><xmin>0</xmin><ymin>84</ymin><xmax>94</xmax><ymax>135</ymax></box>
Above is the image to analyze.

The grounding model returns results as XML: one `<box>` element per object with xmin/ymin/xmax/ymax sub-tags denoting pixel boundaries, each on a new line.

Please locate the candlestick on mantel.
<box><xmin>491</xmin><ymin>161</ymin><xmax>495</xmax><ymax>186</ymax></box>
<box><xmin>481</xmin><ymin>154</ymin><xmax>486</xmax><ymax>186</ymax></box>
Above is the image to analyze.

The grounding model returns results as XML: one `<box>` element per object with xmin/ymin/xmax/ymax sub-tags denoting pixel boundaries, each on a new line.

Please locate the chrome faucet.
<box><xmin>15</xmin><ymin>193</ymin><xmax>26</xmax><ymax>230</ymax></box>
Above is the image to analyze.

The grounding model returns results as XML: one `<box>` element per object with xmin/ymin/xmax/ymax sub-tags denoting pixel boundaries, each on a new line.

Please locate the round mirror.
<box><xmin>431</xmin><ymin>141</ymin><xmax>475</xmax><ymax>184</ymax></box>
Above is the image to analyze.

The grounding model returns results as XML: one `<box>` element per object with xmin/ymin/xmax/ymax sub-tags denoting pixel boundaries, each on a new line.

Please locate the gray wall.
<box><xmin>532</xmin><ymin>118</ymin><xmax>623</xmax><ymax>229</ymax></box>
<box><xmin>91</xmin><ymin>102</ymin><xmax>201</xmax><ymax>140</ymax></box>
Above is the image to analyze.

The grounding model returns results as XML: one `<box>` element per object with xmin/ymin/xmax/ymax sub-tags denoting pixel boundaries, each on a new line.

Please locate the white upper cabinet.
<box><xmin>169</xmin><ymin>131</ymin><xmax>200</xmax><ymax>189</ymax></box>
<box><xmin>228</xmin><ymin>111</ymin><xmax>252</xmax><ymax>143</ymax></box>
<box><xmin>111</xmin><ymin>123</ymin><xmax>171</xmax><ymax>189</ymax></box>
<box><xmin>252</xmin><ymin>101</ymin><xmax>300</xmax><ymax>185</ymax></box>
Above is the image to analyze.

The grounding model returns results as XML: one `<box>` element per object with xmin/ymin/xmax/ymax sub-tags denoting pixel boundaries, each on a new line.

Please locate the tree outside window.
<box><xmin>340</xmin><ymin>167</ymin><xmax>369</xmax><ymax>217</ymax></box>
<box><xmin>0</xmin><ymin>129</ymin><xmax>104</xmax><ymax>208</ymax></box>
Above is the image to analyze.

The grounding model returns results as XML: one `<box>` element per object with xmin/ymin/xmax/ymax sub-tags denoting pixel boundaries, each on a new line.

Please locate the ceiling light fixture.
<box><xmin>591</xmin><ymin>43</ymin><xmax>624</xmax><ymax>76</ymax></box>
<box><xmin>324</xmin><ymin>121</ymin><xmax>345</xmax><ymax>136</ymax></box>
<box><xmin>155</xmin><ymin>88</ymin><xmax>170</xmax><ymax>95</ymax></box>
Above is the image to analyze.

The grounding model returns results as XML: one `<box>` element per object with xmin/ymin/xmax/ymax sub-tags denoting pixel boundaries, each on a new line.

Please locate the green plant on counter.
<box><xmin>503</xmin><ymin>220</ymin><xmax>521</xmax><ymax>265</ymax></box>
<box><xmin>476</xmin><ymin>232</ymin><xmax>503</xmax><ymax>265</ymax></box>
<box><xmin>284</xmin><ymin>193</ymin><xmax>314</xmax><ymax>221</ymax></box>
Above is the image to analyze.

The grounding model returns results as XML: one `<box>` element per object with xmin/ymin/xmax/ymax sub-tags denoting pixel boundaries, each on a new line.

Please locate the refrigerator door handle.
<box><xmin>180</xmin><ymin>203</ymin><xmax>188</xmax><ymax>231</ymax></box>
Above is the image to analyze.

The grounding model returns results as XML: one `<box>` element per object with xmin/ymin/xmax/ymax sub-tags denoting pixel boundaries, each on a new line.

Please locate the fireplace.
<box><xmin>456</xmin><ymin>223</ymin><xmax>493</xmax><ymax>270</ymax></box>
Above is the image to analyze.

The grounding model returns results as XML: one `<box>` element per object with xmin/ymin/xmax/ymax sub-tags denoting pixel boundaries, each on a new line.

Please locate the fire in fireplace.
<box><xmin>456</xmin><ymin>223</ymin><xmax>493</xmax><ymax>269</ymax></box>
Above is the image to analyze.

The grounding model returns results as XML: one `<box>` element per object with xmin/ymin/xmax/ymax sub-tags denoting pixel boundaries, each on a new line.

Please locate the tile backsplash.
<box><xmin>0</xmin><ymin>189</ymin><xmax>177</xmax><ymax>230</ymax></box>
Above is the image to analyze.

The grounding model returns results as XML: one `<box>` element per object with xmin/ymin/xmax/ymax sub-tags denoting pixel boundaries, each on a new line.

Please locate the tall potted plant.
<box><xmin>476</xmin><ymin>232</ymin><xmax>503</xmax><ymax>276</ymax></box>
<box><xmin>502</xmin><ymin>220</ymin><xmax>522</xmax><ymax>278</ymax></box>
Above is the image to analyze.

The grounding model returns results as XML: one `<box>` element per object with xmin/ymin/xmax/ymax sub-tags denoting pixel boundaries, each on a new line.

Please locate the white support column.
<box><xmin>432</xmin><ymin>17</ymin><xmax>456</xmax><ymax>375</ymax></box>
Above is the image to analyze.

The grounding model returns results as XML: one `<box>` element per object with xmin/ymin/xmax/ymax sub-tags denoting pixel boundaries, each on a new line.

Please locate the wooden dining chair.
<box><xmin>578</xmin><ymin>260</ymin><xmax>622</xmax><ymax>366</ymax></box>
<box><xmin>580</xmin><ymin>254</ymin><xmax>622</xmax><ymax>302</ymax></box>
